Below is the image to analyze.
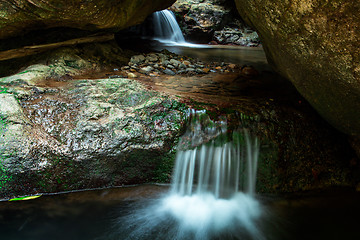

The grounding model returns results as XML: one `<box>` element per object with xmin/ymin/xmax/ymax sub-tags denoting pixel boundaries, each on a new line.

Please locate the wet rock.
<box><xmin>179</xmin><ymin>63</ymin><xmax>186</xmax><ymax>69</ymax></box>
<box><xmin>235</xmin><ymin>0</ymin><xmax>360</xmax><ymax>155</ymax></box>
<box><xmin>130</xmin><ymin>55</ymin><xmax>146</xmax><ymax>65</ymax></box>
<box><xmin>169</xmin><ymin>59</ymin><xmax>181</xmax><ymax>68</ymax></box>
<box><xmin>183</xmin><ymin>60</ymin><xmax>191</xmax><ymax>66</ymax></box>
<box><xmin>127</xmin><ymin>72</ymin><xmax>137</xmax><ymax>78</ymax></box>
<box><xmin>163</xmin><ymin>68</ymin><xmax>176</xmax><ymax>76</ymax></box>
<box><xmin>167</xmin><ymin>64</ymin><xmax>175</xmax><ymax>70</ymax></box>
<box><xmin>0</xmin><ymin>72</ymin><xmax>187</xmax><ymax>198</ymax></box>
<box><xmin>241</xmin><ymin>66</ymin><xmax>258</xmax><ymax>77</ymax></box>
<box><xmin>186</xmin><ymin>68</ymin><xmax>196</xmax><ymax>73</ymax></box>
<box><xmin>139</xmin><ymin>66</ymin><xmax>154</xmax><ymax>74</ymax></box>
<box><xmin>171</xmin><ymin>0</ymin><xmax>259</xmax><ymax>45</ymax></box>
<box><xmin>161</xmin><ymin>60</ymin><xmax>170</xmax><ymax>66</ymax></box>
<box><xmin>146</xmin><ymin>54</ymin><xmax>159</xmax><ymax>62</ymax></box>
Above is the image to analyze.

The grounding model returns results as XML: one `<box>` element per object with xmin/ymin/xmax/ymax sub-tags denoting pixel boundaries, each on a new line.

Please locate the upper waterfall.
<box><xmin>152</xmin><ymin>10</ymin><xmax>185</xmax><ymax>43</ymax></box>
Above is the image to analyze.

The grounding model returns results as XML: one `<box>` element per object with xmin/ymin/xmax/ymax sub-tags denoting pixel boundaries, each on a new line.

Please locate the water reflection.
<box><xmin>151</xmin><ymin>42</ymin><xmax>270</xmax><ymax>71</ymax></box>
<box><xmin>1</xmin><ymin>186</ymin><xmax>360</xmax><ymax>240</ymax></box>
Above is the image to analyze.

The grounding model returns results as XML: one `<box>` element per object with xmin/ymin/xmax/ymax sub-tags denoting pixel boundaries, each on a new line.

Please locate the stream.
<box><xmin>0</xmin><ymin>185</ymin><xmax>360</xmax><ymax>240</ymax></box>
<box><xmin>0</xmin><ymin>9</ymin><xmax>358</xmax><ymax>240</ymax></box>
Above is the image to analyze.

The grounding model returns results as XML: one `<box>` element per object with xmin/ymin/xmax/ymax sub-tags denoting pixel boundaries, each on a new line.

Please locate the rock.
<box><xmin>241</xmin><ymin>66</ymin><xmax>258</xmax><ymax>77</ymax></box>
<box><xmin>202</xmin><ymin>68</ymin><xmax>210</xmax><ymax>73</ymax></box>
<box><xmin>169</xmin><ymin>59</ymin><xmax>181</xmax><ymax>68</ymax></box>
<box><xmin>161</xmin><ymin>60</ymin><xmax>170</xmax><ymax>66</ymax></box>
<box><xmin>179</xmin><ymin>63</ymin><xmax>186</xmax><ymax>69</ymax></box>
<box><xmin>0</xmin><ymin>65</ymin><xmax>187</xmax><ymax>198</ymax></box>
<box><xmin>171</xmin><ymin>0</ymin><xmax>230</xmax><ymax>43</ymax></box>
<box><xmin>183</xmin><ymin>60</ymin><xmax>191</xmax><ymax>66</ymax></box>
<box><xmin>130</xmin><ymin>55</ymin><xmax>146</xmax><ymax>65</ymax></box>
<box><xmin>127</xmin><ymin>72</ymin><xmax>137</xmax><ymax>78</ymax></box>
<box><xmin>146</xmin><ymin>54</ymin><xmax>159</xmax><ymax>62</ymax></box>
<box><xmin>167</xmin><ymin>64</ymin><xmax>175</xmax><ymax>69</ymax></box>
<box><xmin>0</xmin><ymin>0</ymin><xmax>177</xmax><ymax>39</ymax></box>
<box><xmin>186</xmin><ymin>68</ymin><xmax>196</xmax><ymax>73</ymax></box>
<box><xmin>195</xmin><ymin>69</ymin><xmax>205</xmax><ymax>74</ymax></box>
<box><xmin>163</xmin><ymin>68</ymin><xmax>176</xmax><ymax>76</ymax></box>
<box><xmin>228</xmin><ymin>64</ymin><xmax>237</xmax><ymax>69</ymax></box>
<box><xmin>139</xmin><ymin>66</ymin><xmax>154</xmax><ymax>74</ymax></box>
<box><xmin>235</xmin><ymin>0</ymin><xmax>360</xmax><ymax>152</ymax></box>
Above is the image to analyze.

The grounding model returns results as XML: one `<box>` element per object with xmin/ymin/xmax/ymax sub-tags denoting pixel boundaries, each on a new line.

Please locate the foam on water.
<box><xmin>109</xmin><ymin>111</ymin><xmax>264</xmax><ymax>240</ymax></box>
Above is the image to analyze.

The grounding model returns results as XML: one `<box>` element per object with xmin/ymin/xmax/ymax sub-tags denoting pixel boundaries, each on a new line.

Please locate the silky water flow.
<box><xmin>152</xmin><ymin>9</ymin><xmax>186</xmax><ymax>43</ymax></box>
<box><xmin>109</xmin><ymin>110</ymin><xmax>265</xmax><ymax>240</ymax></box>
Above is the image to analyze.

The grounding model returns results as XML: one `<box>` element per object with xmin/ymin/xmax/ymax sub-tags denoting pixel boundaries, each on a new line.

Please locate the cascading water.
<box><xmin>110</xmin><ymin>110</ymin><xmax>264</xmax><ymax>240</ymax></box>
<box><xmin>152</xmin><ymin>10</ymin><xmax>185</xmax><ymax>43</ymax></box>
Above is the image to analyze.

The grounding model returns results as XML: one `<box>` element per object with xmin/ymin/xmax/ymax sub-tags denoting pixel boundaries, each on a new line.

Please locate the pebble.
<box><xmin>170</xmin><ymin>59</ymin><xmax>181</xmax><ymax>68</ymax></box>
<box><xmin>241</xmin><ymin>66</ymin><xmax>258</xmax><ymax>77</ymax></box>
<box><xmin>167</xmin><ymin>64</ymin><xmax>175</xmax><ymax>69</ymax></box>
<box><xmin>146</xmin><ymin>54</ymin><xmax>158</xmax><ymax>62</ymax></box>
<box><xmin>179</xmin><ymin>63</ymin><xmax>186</xmax><ymax>69</ymax></box>
<box><xmin>130</xmin><ymin>55</ymin><xmax>145</xmax><ymax>64</ymax></box>
<box><xmin>183</xmin><ymin>60</ymin><xmax>191</xmax><ymax>66</ymax></box>
<box><xmin>126</xmin><ymin>51</ymin><xmax>249</xmax><ymax>77</ymax></box>
<box><xmin>127</xmin><ymin>72</ymin><xmax>137</xmax><ymax>78</ymax></box>
<box><xmin>163</xmin><ymin>68</ymin><xmax>176</xmax><ymax>76</ymax></box>
<box><xmin>161</xmin><ymin>60</ymin><xmax>170</xmax><ymax>66</ymax></box>
<box><xmin>139</xmin><ymin>66</ymin><xmax>154</xmax><ymax>74</ymax></box>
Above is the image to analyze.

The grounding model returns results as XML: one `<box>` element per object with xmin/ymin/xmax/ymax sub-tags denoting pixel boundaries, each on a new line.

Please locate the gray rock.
<box><xmin>169</xmin><ymin>59</ymin><xmax>181</xmax><ymax>68</ymax></box>
<box><xmin>179</xmin><ymin>63</ymin><xmax>186</xmax><ymax>69</ymax></box>
<box><xmin>161</xmin><ymin>60</ymin><xmax>170</xmax><ymax>66</ymax></box>
<box><xmin>130</xmin><ymin>55</ymin><xmax>146</xmax><ymax>65</ymax></box>
<box><xmin>139</xmin><ymin>66</ymin><xmax>154</xmax><ymax>74</ymax></box>
<box><xmin>146</xmin><ymin>54</ymin><xmax>159</xmax><ymax>62</ymax></box>
<box><xmin>163</xmin><ymin>68</ymin><xmax>176</xmax><ymax>75</ymax></box>
<box><xmin>167</xmin><ymin>64</ymin><xmax>175</xmax><ymax>69</ymax></box>
<box><xmin>195</xmin><ymin>69</ymin><xmax>205</xmax><ymax>74</ymax></box>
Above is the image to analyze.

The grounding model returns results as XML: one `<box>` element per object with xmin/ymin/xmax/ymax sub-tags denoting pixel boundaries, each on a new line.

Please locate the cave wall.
<box><xmin>0</xmin><ymin>0</ymin><xmax>177</xmax><ymax>40</ymax></box>
<box><xmin>234</xmin><ymin>0</ymin><xmax>360</xmax><ymax>144</ymax></box>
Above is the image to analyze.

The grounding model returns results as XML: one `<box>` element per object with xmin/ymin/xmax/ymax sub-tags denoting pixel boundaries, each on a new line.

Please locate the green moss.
<box><xmin>152</xmin><ymin>151</ymin><xmax>177</xmax><ymax>183</ymax></box>
<box><xmin>0</xmin><ymin>86</ymin><xmax>8</xmax><ymax>94</ymax></box>
<box><xmin>0</xmin><ymin>116</ymin><xmax>12</xmax><ymax>190</ymax></box>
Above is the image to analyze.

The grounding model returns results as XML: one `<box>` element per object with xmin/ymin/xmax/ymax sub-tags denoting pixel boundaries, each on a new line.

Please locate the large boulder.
<box><xmin>0</xmin><ymin>0</ymin><xmax>176</xmax><ymax>40</ymax></box>
<box><xmin>235</xmin><ymin>1</ymin><xmax>360</xmax><ymax>143</ymax></box>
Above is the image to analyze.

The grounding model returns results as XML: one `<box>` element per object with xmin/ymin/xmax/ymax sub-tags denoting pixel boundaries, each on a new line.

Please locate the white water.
<box><xmin>113</xmin><ymin>111</ymin><xmax>264</xmax><ymax>240</ymax></box>
<box><xmin>152</xmin><ymin>10</ymin><xmax>212</xmax><ymax>48</ymax></box>
<box><xmin>153</xmin><ymin>10</ymin><xmax>185</xmax><ymax>44</ymax></box>
<box><xmin>159</xmin><ymin>111</ymin><xmax>263</xmax><ymax>239</ymax></box>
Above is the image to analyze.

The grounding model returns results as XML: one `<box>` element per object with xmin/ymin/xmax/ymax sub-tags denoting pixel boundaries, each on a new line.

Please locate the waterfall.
<box><xmin>170</xmin><ymin>112</ymin><xmax>260</xmax><ymax>198</ymax></box>
<box><xmin>152</xmin><ymin>10</ymin><xmax>185</xmax><ymax>43</ymax></box>
<box><xmin>158</xmin><ymin>110</ymin><xmax>263</xmax><ymax>239</ymax></box>
<box><xmin>115</xmin><ymin>110</ymin><xmax>264</xmax><ymax>240</ymax></box>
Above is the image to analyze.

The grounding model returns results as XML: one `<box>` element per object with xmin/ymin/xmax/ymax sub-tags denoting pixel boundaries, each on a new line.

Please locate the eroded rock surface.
<box><xmin>0</xmin><ymin>0</ymin><xmax>176</xmax><ymax>40</ymax></box>
<box><xmin>235</xmin><ymin>0</ymin><xmax>360</xmax><ymax>145</ymax></box>
<box><xmin>171</xmin><ymin>0</ymin><xmax>260</xmax><ymax>45</ymax></box>
<box><xmin>0</xmin><ymin>58</ymin><xmax>187</xmax><ymax>198</ymax></box>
